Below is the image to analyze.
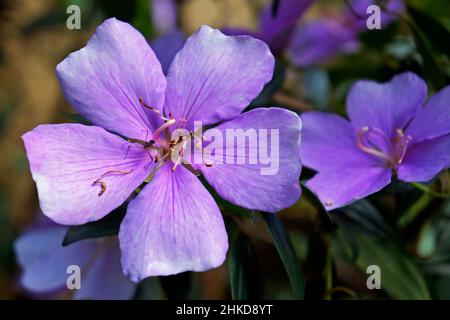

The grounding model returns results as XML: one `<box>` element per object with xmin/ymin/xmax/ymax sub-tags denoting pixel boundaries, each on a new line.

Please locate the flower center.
<box><xmin>92</xmin><ymin>98</ymin><xmax>205</xmax><ymax>196</ymax></box>
<box><xmin>356</xmin><ymin>126</ymin><xmax>412</xmax><ymax>169</ymax></box>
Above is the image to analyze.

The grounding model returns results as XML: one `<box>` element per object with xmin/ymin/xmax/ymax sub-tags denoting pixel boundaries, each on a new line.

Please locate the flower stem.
<box><xmin>411</xmin><ymin>182</ymin><xmax>450</xmax><ymax>199</ymax></box>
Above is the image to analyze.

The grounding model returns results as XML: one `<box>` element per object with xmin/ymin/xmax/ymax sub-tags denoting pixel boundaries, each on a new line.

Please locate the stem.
<box><xmin>411</xmin><ymin>182</ymin><xmax>450</xmax><ymax>199</ymax></box>
<box><xmin>323</xmin><ymin>240</ymin><xmax>333</xmax><ymax>300</ymax></box>
<box><xmin>397</xmin><ymin>191</ymin><xmax>433</xmax><ymax>228</ymax></box>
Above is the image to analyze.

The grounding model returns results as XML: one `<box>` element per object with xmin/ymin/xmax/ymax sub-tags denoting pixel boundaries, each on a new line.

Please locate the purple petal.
<box><xmin>200</xmin><ymin>108</ymin><xmax>302</xmax><ymax>213</ymax></box>
<box><xmin>56</xmin><ymin>18</ymin><xmax>166</xmax><ymax>140</ymax></box>
<box><xmin>406</xmin><ymin>85</ymin><xmax>450</xmax><ymax>143</ymax></box>
<box><xmin>397</xmin><ymin>134</ymin><xmax>450</xmax><ymax>182</ymax></box>
<box><xmin>14</xmin><ymin>225</ymin><xmax>95</xmax><ymax>293</ymax></box>
<box><xmin>151</xmin><ymin>0</ymin><xmax>178</xmax><ymax>35</ymax></box>
<box><xmin>346</xmin><ymin>72</ymin><xmax>427</xmax><ymax>137</ymax></box>
<box><xmin>289</xmin><ymin>19</ymin><xmax>359</xmax><ymax>67</ymax></box>
<box><xmin>164</xmin><ymin>25</ymin><xmax>274</xmax><ymax>130</ymax></box>
<box><xmin>119</xmin><ymin>163</ymin><xmax>228</xmax><ymax>281</ymax></box>
<box><xmin>151</xmin><ymin>30</ymin><xmax>185</xmax><ymax>75</ymax></box>
<box><xmin>74</xmin><ymin>237</ymin><xmax>135</xmax><ymax>300</ymax></box>
<box><xmin>306</xmin><ymin>163</ymin><xmax>392</xmax><ymax>210</ymax></box>
<box><xmin>259</xmin><ymin>0</ymin><xmax>313</xmax><ymax>52</ymax></box>
<box><xmin>22</xmin><ymin>124</ymin><xmax>153</xmax><ymax>225</ymax></box>
<box><xmin>300</xmin><ymin>111</ymin><xmax>378</xmax><ymax>172</ymax></box>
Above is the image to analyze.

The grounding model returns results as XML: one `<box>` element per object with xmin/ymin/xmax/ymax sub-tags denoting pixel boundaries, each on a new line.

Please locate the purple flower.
<box><xmin>300</xmin><ymin>72</ymin><xmax>450</xmax><ymax>210</ymax></box>
<box><xmin>289</xmin><ymin>19</ymin><xmax>360</xmax><ymax>67</ymax></box>
<box><xmin>289</xmin><ymin>0</ymin><xmax>404</xmax><ymax>67</ymax></box>
<box><xmin>151</xmin><ymin>30</ymin><xmax>185</xmax><ymax>74</ymax></box>
<box><xmin>14</xmin><ymin>217</ymin><xmax>135</xmax><ymax>299</ymax></box>
<box><xmin>223</xmin><ymin>0</ymin><xmax>314</xmax><ymax>56</ymax></box>
<box><xmin>22</xmin><ymin>19</ymin><xmax>302</xmax><ymax>282</ymax></box>
<box><xmin>150</xmin><ymin>0</ymin><xmax>178</xmax><ymax>35</ymax></box>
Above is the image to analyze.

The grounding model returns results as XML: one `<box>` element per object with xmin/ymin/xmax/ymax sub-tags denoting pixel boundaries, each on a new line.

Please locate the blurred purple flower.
<box><xmin>22</xmin><ymin>19</ymin><xmax>302</xmax><ymax>282</ymax></box>
<box><xmin>151</xmin><ymin>29</ymin><xmax>185</xmax><ymax>74</ymax></box>
<box><xmin>150</xmin><ymin>0</ymin><xmax>178</xmax><ymax>35</ymax></box>
<box><xmin>300</xmin><ymin>72</ymin><xmax>450</xmax><ymax>210</ymax></box>
<box><xmin>223</xmin><ymin>0</ymin><xmax>314</xmax><ymax>56</ymax></box>
<box><xmin>14</xmin><ymin>217</ymin><xmax>135</xmax><ymax>299</ymax></box>
<box><xmin>289</xmin><ymin>0</ymin><xmax>404</xmax><ymax>67</ymax></box>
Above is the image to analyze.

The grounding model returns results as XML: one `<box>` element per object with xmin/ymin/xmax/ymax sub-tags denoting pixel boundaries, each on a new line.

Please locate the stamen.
<box><xmin>92</xmin><ymin>169</ymin><xmax>134</xmax><ymax>196</ymax></box>
<box><xmin>145</xmin><ymin>153</ymin><xmax>169</xmax><ymax>183</ymax></box>
<box><xmin>397</xmin><ymin>135</ymin><xmax>412</xmax><ymax>164</ymax></box>
<box><xmin>171</xmin><ymin>136</ymin><xmax>189</xmax><ymax>172</ymax></box>
<box><xmin>139</xmin><ymin>97</ymin><xmax>171</xmax><ymax>121</ymax></box>
<box><xmin>153</xmin><ymin>118</ymin><xmax>176</xmax><ymax>147</ymax></box>
<box><xmin>357</xmin><ymin>127</ymin><xmax>393</xmax><ymax>164</ymax></box>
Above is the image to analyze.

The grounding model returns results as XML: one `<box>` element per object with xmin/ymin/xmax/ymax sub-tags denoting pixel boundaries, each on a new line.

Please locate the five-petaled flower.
<box><xmin>301</xmin><ymin>72</ymin><xmax>450</xmax><ymax>210</ymax></box>
<box><xmin>22</xmin><ymin>19</ymin><xmax>302</xmax><ymax>282</ymax></box>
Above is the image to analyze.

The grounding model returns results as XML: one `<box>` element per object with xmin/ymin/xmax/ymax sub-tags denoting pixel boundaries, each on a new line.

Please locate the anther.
<box><xmin>92</xmin><ymin>169</ymin><xmax>134</xmax><ymax>196</ymax></box>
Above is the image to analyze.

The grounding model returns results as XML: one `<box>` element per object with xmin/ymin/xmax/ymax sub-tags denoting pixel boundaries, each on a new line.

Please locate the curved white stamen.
<box><xmin>397</xmin><ymin>135</ymin><xmax>412</xmax><ymax>164</ymax></box>
<box><xmin>357</xmin><ymin>127</ymin><xmax>393</xmax><ymax>164</ymax></box>
<box><xmin>153</xmin><ymin>119</ymin><xmax>176</xmax><ymax>147</ymax></box>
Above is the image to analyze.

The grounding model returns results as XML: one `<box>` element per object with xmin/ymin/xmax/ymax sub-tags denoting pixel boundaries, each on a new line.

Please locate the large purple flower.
<box><xmin>22</xmin><ymin>19</ymin><xmax>302</xmax><ymax>282</ymax></box>
<box><xmin>14</xmin><ymin>217</ymin><xmax>135</xmax><ymax>299</ymax></box>
<box><xmin>300</xmin><ymin>72</ymin><xmax>450</xmax><ymax>210</ymax></box>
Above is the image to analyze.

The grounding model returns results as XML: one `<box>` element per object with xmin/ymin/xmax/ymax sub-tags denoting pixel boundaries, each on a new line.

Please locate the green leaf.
<box><xmin>333</xmin><ymin>203</ymin><xmax>432</xmax><ymax>299</ymax></box>
<box><xmin>62</xmin><ymin>206</ymin><xmax>126</xmax><ymax>246</ymax></box>
<box><xmin>408</xmin><ymin>20</ymin><xmax>446</xmax><ymax>90</ymax></box>
<box><xmin>132</xmin><ymin>0</ymin><xmax>155</xmax><ymax>38</ymax></box>
<box><xmin>229</xmin><ymin>232</ymin><xmax>262</xmax><ymax>300</ymax></box>
<box><xmin>261</xmin><ymin>213</ymin><xmax>305</xmax><ymax>299</ymax></box>
<box><xmin>408</xmin><ymin>6</ymin><xmax>450</xmax><ymax>57</ymax></box>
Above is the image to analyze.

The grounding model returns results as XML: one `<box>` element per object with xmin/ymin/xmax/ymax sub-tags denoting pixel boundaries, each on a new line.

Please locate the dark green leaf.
<box><xmin>229</xmin><ymin>232</ymin><xmax>262</xmax><ymax>300</ymax></box>
<box><xmin>132</xmin><ymin>0</ymin><xmax>155</xmax><ymax>38</ymax></box>
<box><xmin>250</xmin><ymin>61</ymin><xmax>286</xmax><ymax>107</ymax></box>
<box><xmin>333</xmin><ymin>200</ymin><xmax>394</xmax><ymax>239</ymax></box>
<box><xmin>408</xmin><ymin>20</ymin><xmax>446</xmax><ymax>90</ymax></box>
<box><xmin>62</xmin><ymin>205</ymin><xmax>126</xmax><ymax>246</ymax></box>
<box><xmin>408</xmin><ymin>6</ymin><xmax>450</xmax><ymax>57</ymax></box>
<box><xmin>333</xmin><ymin>206</ymin><xmax>431</xmax><ymax>300</ymax></box>
<box><xmin>261</xmin><ymin>213</ymin><xmax>305</xmax><ymax>299</ymax></box>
